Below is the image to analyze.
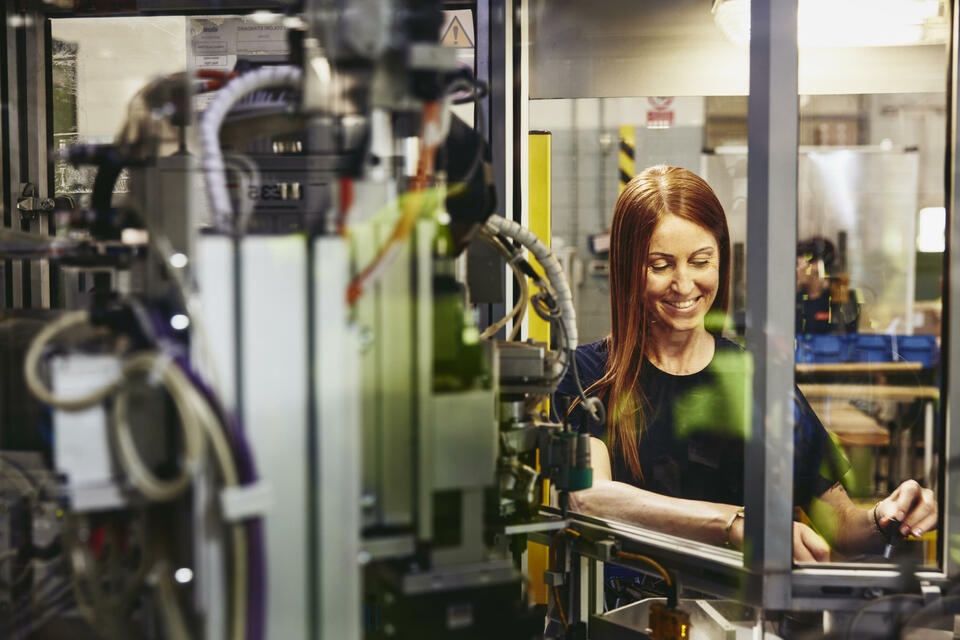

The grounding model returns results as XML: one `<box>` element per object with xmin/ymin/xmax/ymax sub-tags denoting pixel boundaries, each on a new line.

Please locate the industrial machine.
<box><xmin>0</xmin><ymin>2</ymin><xmax>594</xmax><ymax>638</ymax></box>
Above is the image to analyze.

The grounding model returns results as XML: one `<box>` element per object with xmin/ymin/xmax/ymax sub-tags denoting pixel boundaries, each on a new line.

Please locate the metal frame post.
<box><xmin>23</xmin><ymin>13</ymin><xmax>50</xmax><ymax>309</ymax></box>
<box><xmin>3</xmin><ymin>5</ymin><xmax>52</xmax><ymax>310</ymax></box>
<box><xmin>944</xmin><ymin>0</ymin><xmax>960</xmax><ymax>581</ymax></box>
<box><xmin>472</xmin><ymin>0</ymin><xmax>511</xmax><ymax>334</ymax></box>
<box><xmin>745</xmin><ymin>0</ymin><xmax>798</xmax><ymax>609</ymax></box>
<box><xmin>5</xmin><ymin>4</ymin><xmax>24</xmax><ymax>308</ymax></box>
<box><xmin>0</xmin><ymin>6</ymin><xmax>9</xmax><ymax>308</ymax></box>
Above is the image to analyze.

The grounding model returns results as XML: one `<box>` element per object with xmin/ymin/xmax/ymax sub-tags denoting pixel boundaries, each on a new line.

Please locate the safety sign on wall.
<box><xmin>646</xmin><ymin>96</ymin><xmax>675</xmax><ymax>129</ymax></box>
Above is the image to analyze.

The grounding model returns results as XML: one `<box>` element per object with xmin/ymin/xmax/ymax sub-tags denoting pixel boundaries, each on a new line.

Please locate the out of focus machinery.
<box><xmin>0</xmin><ymin>1</ymin><xmax>593</xmax><ymax>639</ymax></box>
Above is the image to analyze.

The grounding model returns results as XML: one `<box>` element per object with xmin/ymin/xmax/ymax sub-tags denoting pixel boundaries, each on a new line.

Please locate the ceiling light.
<box><xmin>712</xmin><ymin>0</ymin><xmax>946</xmax><ymax>48</ymax></box>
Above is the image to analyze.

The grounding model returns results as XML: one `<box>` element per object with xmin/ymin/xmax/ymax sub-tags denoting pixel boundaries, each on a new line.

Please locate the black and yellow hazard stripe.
<box><xmin>619</xmin><ymin>125</ymin><xmax>635</xmax><ymax>193</ymax></box>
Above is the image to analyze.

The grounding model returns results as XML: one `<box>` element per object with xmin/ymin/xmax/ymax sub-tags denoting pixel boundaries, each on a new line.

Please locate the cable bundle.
<box><xmin>23</xmin><ymin>310</ymin><xmax>257</xmax><ymax>640</ymax></box>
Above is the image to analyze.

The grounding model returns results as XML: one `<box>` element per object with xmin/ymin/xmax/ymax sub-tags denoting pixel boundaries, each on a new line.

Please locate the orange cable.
<box><xmin>552</xmin><ymin>585</ymin><xmax>569</xmax><ymax>630</ymax></box>
<box><xmin>614</xmin><ymin>550</ymin><xmax>672</xmax><ymax>586</ymax></box>
<box><xmin>346</xmin><ymin>101</ymin><xmax>441</xmax><ymax>305</ymax></box>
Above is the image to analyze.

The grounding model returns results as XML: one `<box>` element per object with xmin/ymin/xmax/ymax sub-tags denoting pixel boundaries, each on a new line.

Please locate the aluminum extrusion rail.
<box><xmin>534</xmin><ymin>509</ymin><xmax>746</xmax><ymax>602</ymax></box>
<box><xmin>537</xmin><ymin>507</ymin><xmax>950</xmax><ymax>613</ymax></box>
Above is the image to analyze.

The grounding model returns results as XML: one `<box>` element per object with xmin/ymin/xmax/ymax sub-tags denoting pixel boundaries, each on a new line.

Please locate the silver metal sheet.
<box><xmin>194</xmin><ymin>236</ymin><xmax>238</xmax><ymax>413</ymax></box>
<box><xmin>791</xmin><ymin>566</ymin><xmax>948</xmax><ymax>611</ymax></box>
<box><xmin>314</xmin><ymin>237</ymin><xmax>361</xmax><ymax>640</ymax></box>
<box><xmin>377</xmin><ymin>220</ymin><xmax>416</xmax><ymax>528</ymax></box>
<box><xmin>497</xmin><ymin>341</ymin><xmax>547</xmax><ymax>380</ymax></box>
<box><xmin>416</xmin><ymin>220</ymin><xmax>434</xmax><ymax>540</ymax></box>
<box><xmin>429</xmin><ymin>390</ymin><xmax>497</xmax><ymax>491</ymax></box>
<box><xmin>361</xmin><ymin>535</ymin><xmax>416</xmax><ymax>561</ymax></box>
<box><xmin>401</xmin><ymin>559</ymin><xmax>517</xmax><ymax>595</ymax></box>
<box><xmin>240</xmin><ymin>236</ymin><xmax>310</xmax><ymax>640</ymax></box>
<box><xmin>596</xmin><ymin>597</ymin><xmax>761</xmax><ymax>640</ymax></box>
<box><xmin>352</xmin><ymin>221</ymin><xmax>381</xmax><ymax>528</ymax></box>
<box><xmin>503</xmin><ymin>518</ymin><xmax>569</xmax><ymax>535</ymax></box>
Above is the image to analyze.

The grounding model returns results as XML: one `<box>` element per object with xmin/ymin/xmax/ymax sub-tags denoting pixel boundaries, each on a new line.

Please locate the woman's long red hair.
<box><xmin>588</xmin><ymin>165</ymin><xmax>731</xmax><ymax>481</ymax></box>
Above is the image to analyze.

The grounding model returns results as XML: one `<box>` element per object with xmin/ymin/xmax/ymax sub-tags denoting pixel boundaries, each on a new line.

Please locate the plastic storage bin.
<box><xmin>796</xmin><ymin>334</ymin><xmax>849</xmax><ymax>363</ymax></box>
<box><xmin>894</xmin><ymin>335</ymin><xmax>938</xmax><ymax>367</ymax></box>
<box><xmin>851</xmin><ymin>334</ymin><xmax>893</xmax><ymax>362</ymax></box>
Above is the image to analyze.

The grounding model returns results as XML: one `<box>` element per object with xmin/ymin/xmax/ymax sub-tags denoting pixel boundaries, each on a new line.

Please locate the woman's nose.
<box><xmin>672</xmin><ymin>271</ymin><xmax>693</xmax><ymax>294</ymax></box>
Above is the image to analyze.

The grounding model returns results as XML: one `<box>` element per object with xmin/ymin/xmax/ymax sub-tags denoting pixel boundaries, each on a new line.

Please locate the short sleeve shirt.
<box><xmin>555</xmin><ymin>335</ymin><xmax>849</xmax><ymax>508</ymax></box>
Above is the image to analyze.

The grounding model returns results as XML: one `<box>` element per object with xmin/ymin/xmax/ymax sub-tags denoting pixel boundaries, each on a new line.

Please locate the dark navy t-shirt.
<box><xmin>555</xmin><ymin>335</ymin><xmax>849</xmax><ymax>508</ymax></box>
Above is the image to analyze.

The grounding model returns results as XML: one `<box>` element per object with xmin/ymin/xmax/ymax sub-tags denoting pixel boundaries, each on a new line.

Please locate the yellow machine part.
<box><xmin>527</xmin><ymin>130</ymin><xmax>552</xmax><ymax>605</ymax></box>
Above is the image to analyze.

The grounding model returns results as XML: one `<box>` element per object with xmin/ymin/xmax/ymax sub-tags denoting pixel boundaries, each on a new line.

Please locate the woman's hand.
<box><xmin>875</xmin><ymin>479</ymin><xmax>937</xmax><ymax>539</ymax></box>
<box><xmin>727</xmin><ymin>514</ymin><xmax>829</xmax><ymax>562</ymax></box>
<box><xmin>792</xmin><ymin>522</ymin><xmax>830</xmax><ymax>562</ymax></box>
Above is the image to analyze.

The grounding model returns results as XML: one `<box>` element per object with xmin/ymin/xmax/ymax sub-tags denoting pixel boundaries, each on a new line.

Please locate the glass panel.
<box><xmin>790</xmin><ymin>1</ymin><xmax>948</xmax><ymax>567</ymax></box>
<box><xmin>51</xmin><ymin>17</ymin><xmax>188</xmax><ymax>203</ymax></box>
<box><xmin>793</xmin><ymin>92</ymin><xmax>945</xmax><ymax>567</ymax></box>
<box><xmin>531</xmin><ymin>0</ymin><xmax>752</xmax><ymax>563</ymax></box>
<box><xmin>532</xmin><ymin>0</ymin><xmax>947</xmax><ymax>572</ymax></box>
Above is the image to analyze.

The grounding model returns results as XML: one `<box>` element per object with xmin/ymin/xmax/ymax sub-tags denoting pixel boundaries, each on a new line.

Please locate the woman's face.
<box><xmin>642</xmin><ymin>214</ymin><xmax>720</xmax><ymax>334</ymax></box>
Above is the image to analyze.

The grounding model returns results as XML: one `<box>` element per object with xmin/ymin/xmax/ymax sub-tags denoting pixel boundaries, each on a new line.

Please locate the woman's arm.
<box><xmin>815</xmin><ymin>480</ymin><xmax>937</xmax><ymax>556</ymax></box>
<box><xmin>569</xmin><ymin>438</ymin><xmax>829</xmax><ymax>560</ymax></box>
<box><xmin>569</xmin><ymin>440</ymin><xmax>737</xmax><ymax>546</ymax></box>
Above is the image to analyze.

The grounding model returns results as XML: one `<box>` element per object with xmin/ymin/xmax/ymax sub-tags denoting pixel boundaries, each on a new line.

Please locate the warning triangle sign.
<box><xmin>441</xmin><ymin>16</ymin><xmax>473</xmax><ymax>48</ymax></box>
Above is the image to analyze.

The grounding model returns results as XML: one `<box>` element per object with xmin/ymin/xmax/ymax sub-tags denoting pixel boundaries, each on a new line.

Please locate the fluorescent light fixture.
<box><xmin>917</xmin><ymin>207</ymin><xmax>945</xmax><ymax>252</ymax></box>
<box><xmin>712</xmin><ymin>0</ymin><xmax>946</xmax><ymax>48</ymax></box>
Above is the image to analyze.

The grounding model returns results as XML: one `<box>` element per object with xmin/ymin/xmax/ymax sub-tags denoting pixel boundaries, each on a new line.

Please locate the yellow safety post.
<box><xmin>528</xmin><ymin>131</ymin><xmax>552</xmax><ymax>343</ymax></box>
<box><xmin>527</xmin><ymin>130</ymin><xmax>552</xmax><ymax>605</ymax></box>
<box><xmin>619</xmin><ymin>124</ymin><xmax>635</xmax><ymax>193</ymax></box>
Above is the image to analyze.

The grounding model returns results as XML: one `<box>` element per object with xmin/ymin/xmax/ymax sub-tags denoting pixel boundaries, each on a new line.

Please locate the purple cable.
<box><xmin>175</xmin><ymin>357</ymin><xmax>267</xmax><ymax>640</ymax></box>
<box><xmin>130</xmin><ymin>303</ymin><xmax>267</xmax><ymax>640</ymax></box>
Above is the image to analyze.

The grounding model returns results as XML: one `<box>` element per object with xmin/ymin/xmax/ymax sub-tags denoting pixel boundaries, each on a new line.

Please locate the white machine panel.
<box><xmin>241</xmin><ymin>236</ymin><xmax>309</xmax><ymax>640</ymax></box>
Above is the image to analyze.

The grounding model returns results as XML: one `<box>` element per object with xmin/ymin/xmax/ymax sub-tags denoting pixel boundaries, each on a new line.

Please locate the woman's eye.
<box><xmin>649</xmin><ymin>263</ymin><xmax>669</xmax><ymax>272</ymax></box>
<box><xmin>690</xmin><ymin>260</ymin><xmax>711</xmax><ymax>268</ymax></box>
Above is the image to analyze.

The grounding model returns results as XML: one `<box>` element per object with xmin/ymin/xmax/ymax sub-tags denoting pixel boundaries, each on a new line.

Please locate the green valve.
<box><xmin>567</xmin><ymin>468</ymin><xmax>593</xmax><ymax>491</ymax></box>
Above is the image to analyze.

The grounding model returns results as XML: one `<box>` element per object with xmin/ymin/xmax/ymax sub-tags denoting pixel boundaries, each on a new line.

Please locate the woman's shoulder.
<box><xmin>577</xmin><ymin>338</ymin><xmax>609</xmax><ymax>357</ymax></box>
<box><xmin>714</xmin><ymin>334</ymin><xmax>745</xmax><ymax>352</ymax></box>
<box><xmin>557</xmin><ymin>339</ymin><xmax>608</xmax><ymax>398</ymax></box>
<box><xmin>706</xmin><ymin>334</ymin><xmax>751</xmax><ymax>375</ymax></box>
<box><xmin>573</xmin><ymin>339</ymin><xmax>609</xmax><ymax>380</ymax></box>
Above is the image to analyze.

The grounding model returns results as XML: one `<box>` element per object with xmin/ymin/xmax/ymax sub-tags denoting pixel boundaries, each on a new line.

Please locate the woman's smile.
<box><xmin>663</xmin><ymin>297</ymin><xmax>701</xmax><ymax>311</ymax></box>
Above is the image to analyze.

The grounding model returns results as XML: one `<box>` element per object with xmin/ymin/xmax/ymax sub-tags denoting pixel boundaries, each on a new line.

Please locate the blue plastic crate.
<box><xmin>894</xmin><ymin>334</ymin><xmax>938</xmax><ymax>368</ymax></box>
<box><xmin>795</xmin><ymin>334</ymin><xmax>850</xmax><ymax>363</ymax></box>
<box><xmin>795</xmin><ymin>335</ymin><xmax>815</xmax><ymax>363</ymax></box>
<box><xmin>852</xmin><ymin>334</ymin><xmax>893</xmax><ymax>363</ymax></box>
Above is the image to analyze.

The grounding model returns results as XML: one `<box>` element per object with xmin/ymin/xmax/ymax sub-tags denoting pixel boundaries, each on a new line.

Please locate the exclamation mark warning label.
<box><xmin>441</xmin><ymin>14</ymin><xmax>474</xmax><ymax>48</ymax></box>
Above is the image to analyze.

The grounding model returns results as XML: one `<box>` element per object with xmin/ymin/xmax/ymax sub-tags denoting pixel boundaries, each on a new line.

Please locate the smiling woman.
<box><xmin>644</xmin><ymin>216</ymin><xmax>720</xmax><ymax>362</ymax></box>
<box><xmin>556</xmin><ymin>165</ymin><xmax>937</xmax><ymax>564</ymax></box>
